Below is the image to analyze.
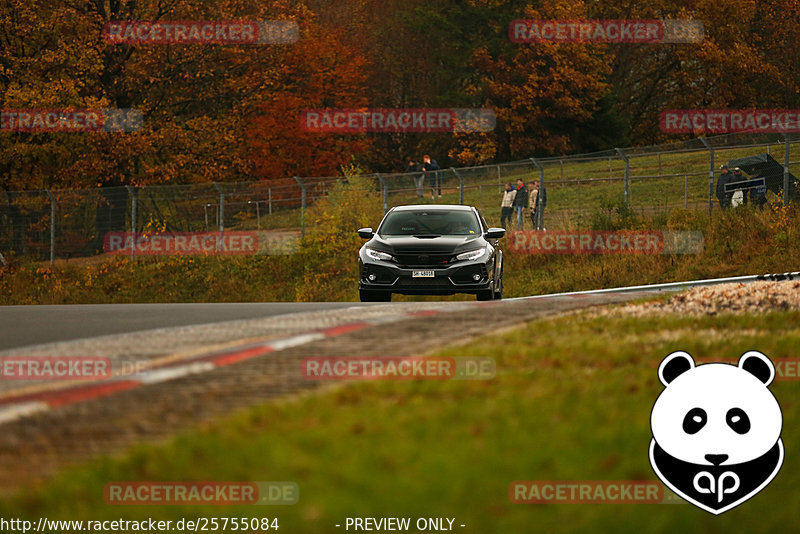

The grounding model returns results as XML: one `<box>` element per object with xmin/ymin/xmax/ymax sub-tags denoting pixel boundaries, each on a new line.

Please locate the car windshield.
<box><xmin>379</xmin><ymin>210</ymin><xmax>481</xmax><ymax>236</ymax></box>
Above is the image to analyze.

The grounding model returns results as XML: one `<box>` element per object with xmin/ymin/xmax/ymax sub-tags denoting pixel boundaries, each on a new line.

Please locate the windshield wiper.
<box><xmin>412</xmin><ymin>234</ymin><xmax>441</xmax><ymax>238</ymax></box>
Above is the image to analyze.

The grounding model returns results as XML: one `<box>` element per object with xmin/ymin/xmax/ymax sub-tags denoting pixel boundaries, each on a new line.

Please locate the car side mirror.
<box><xmin>484</xmin><ymin>228</ymin><xmax>505</xmax><ymax>239</ymax></box>
<box><xmin>357</xmin><ymin>227</ymin><xmax>374</xmax><ymax>239</ymax></box>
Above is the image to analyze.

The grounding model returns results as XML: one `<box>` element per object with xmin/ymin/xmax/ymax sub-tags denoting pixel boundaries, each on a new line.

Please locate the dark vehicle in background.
<box><xmin>357</xmin><ymin>205</ymin><xmax>505</xmax><ymax>302</ymax></box>
<box><xmin>727</xmin><ymin>153</ymin><xmax>799</xmax><ymax>203</ymax></box>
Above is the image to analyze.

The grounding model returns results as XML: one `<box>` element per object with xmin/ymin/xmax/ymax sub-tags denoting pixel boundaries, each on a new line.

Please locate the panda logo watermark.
<box><xmin>649</xmin><ymin>351</ymin><xmax>784</xmax><ymax>515</ymax></box>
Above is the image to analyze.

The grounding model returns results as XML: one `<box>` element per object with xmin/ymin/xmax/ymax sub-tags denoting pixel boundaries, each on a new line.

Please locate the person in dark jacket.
<box><xmin>716</xmin><ymin>165</ymin><xmax>734</xmax><ymax>209</ymax></box>
<box><xmin>405</xmin><ymin>158</ymin><xmax>424</xmax><ymax>198</ymax></box>
<box><xmin>512</xmin><ymin>178</ymin><xmax>528</xmax><ymax>229</ymax></box>
<box><xmin>421</xmin><ymin>154</ymin><xmax>441</xmax><ymax>197</ymax></box>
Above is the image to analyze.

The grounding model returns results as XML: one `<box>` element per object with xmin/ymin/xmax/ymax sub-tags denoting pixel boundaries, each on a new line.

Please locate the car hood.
<box><xmin>370</xmin><ymin>234</ymin><xmax>484</xmax><ymax>253</ymax></box>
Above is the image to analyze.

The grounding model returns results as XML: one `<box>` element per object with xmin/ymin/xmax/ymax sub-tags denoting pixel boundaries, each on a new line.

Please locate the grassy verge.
<box><xmin>1</xmin><ymin>211</ymin><xmax>796</xmax><ymax>305</ymax></box>
<box><xmin>2</xmin><ymin>308</ymin><xmax>799</xmax><ymax>532</ymax></box>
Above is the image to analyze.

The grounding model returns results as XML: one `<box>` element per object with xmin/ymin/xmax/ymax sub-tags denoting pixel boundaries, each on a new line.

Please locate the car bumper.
<box><xmin>359</xmin><ymin>260</ymin><xmax>491</xmax><ymax>295</ymax></box>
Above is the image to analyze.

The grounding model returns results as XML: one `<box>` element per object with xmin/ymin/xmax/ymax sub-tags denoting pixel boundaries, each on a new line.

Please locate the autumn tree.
<box><xmin>245</xmin><ymin>20</ymin><xmax>372</xmax><ymax>181</ymax></box>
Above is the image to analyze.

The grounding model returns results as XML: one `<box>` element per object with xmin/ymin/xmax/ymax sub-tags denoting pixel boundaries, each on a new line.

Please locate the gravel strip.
<box><xmin>605</xmin><ymin>280</ymin><xmax>800</xmax><ymax>317</ymax></box>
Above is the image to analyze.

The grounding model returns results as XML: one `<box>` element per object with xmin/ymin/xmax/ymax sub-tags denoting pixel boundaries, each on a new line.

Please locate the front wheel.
<box><xmin>493</xmin><ymin>271</ymin><xmax>503</xmax><ymax>300</ymax></box>
<box><xmin>476</xmin><ymin>289</ymin><xmax>494</xmax><ymax>301</ymax></box>
<box><xmin>360</xmin><ymin>290</ymin><xmax>392</xmax><ymax>302</ymax></box>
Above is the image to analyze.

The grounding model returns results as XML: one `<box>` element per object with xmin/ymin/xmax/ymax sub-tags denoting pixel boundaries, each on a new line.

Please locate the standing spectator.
<box><xmin>512</xmin><ymin>178</ymin><xmax>528</xmax><ymax>229</ymax></box>
<box><xmin>421</xmin><ymin>154</ymin><xmax>441</xmax><ymax>198</ymax></box>
<box><xmin>731</xmin><ymin>167</ymin><xmax>746</xmax><ymax>207</ymax></box>
<box><xmin>500</xmin><ymin>183</ymin><xmax>516</xmax><ymax>228</ymax></box>
<box><xmin>528</xmin><ymin>181</ymin><xmax>538</xmax><ymax>229</ymax></box>
<box><xmin>716</xmin><ymin>165</ymin><xmax>734</xmax><ymax>210</ymax></box>
<box><xmin>405</xmin><ymin>158</ymin><xmax>424</xmax><ymax>198</ymax></box>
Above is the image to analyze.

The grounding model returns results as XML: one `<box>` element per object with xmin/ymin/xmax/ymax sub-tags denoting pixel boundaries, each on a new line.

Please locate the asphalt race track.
<box><xmin>0</xmin><ymin>272</ymin><xmax>789</xmax><ymax>494</ymax></box>
<box><xmin>0</xmin><ymin>292</ymin><xmax>652</xmax><ymax>493</ymax></box>
<box><xmin>0</xmin><ymin>302</ymin><xmax>379</xmax><ymax>351</ymax></box>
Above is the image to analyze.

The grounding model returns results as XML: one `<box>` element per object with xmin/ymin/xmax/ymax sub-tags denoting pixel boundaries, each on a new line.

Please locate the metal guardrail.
<box><xmin>515</xmin><ymin>271</ymin><xmax>800</xmax><ymax>300</ymax></box>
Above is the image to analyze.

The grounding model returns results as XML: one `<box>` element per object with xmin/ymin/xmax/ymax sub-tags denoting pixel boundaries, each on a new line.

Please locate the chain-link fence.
<box><xmin>2</xmin><ymin>132</ymin><xmax>799</xmax><ymax>264</ymax></box>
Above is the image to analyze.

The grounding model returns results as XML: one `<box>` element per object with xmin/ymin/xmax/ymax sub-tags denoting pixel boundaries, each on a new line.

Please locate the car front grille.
<box><xmin>394</xmin><ymin>254</ymin><xmax>453</xmax><ymax>268</ymax></box>
<box><xmin>392</xmin><ymin>247</ymin><xmax>454</xmax><ymax>268</ymax></box>
<box><xmin>395</xmin><ymin>276</ymin><xmax>446</xmax><ymax>287</ymax></box>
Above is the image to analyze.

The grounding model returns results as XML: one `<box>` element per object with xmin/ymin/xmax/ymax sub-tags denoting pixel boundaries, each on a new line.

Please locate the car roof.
<box><xmin>390</xmin><ymin>204</ymin><xmax>475</xmax><ymax>212</ymax></box>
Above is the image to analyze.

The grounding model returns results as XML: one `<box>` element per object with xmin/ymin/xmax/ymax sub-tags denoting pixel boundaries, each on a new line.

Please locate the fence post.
<box><xmin>684</xmin><ymin>174</ymin><xmax>688</xmax><ymax>209</ymax></box>
<box><xmin>452</xmin><ymin>168</ymin><xmax>464</xmax><ymax>204</ymax></box>
<box><xmin>530</xmin><ymin>158</ymin><xmax>545</xmax><ymax>230</ymax></box>
<box><xmin>268</xmin><ymin>187</ymin><xmax>272</xmax><ymax>215</ymax></box>
<box><xmin>700</xmin><ymin>138</ymin><xmax>715</xmax><ymax>216</ymax></box>
<box><xmin>212</xmin><ymin>182</ymin><xmax>225</xmax><ymax>238</ymax></box>
<box><xmin>615</xmin><ymin>148</ymin><xmax>630</xmax><ymax>206</ymax></box>
<box><xmin>248</xmin><ymin>201</ymin><xmax>261</xmax><ymax>230</ymax></box>
<box><xmin>783</xmin><ymin>133</ymin><xmax>791</xmax><ymax>205</ymax></box>
<box><xmin>375</xmin><ymin>173</ymin><xmax>388</xmax><ymax>214</ymax></box>
<box><xmin>45</xmin><ymin>190</ymin><xmax>55</xmax><ymax>265</ymax></box>
<box><xmin>293</xmin><ymin>176</ymin><xmax>305</xmax><ymax>237</ymax></box>
<box><xmin>125</xmin><ymin>186</ymin><xmax>137</xmax><ymax>259</ymax></box>
<box><xmin>496</xmin><ymin>164</ymin><xmax>502</xmax><ymax>192</ymax></box>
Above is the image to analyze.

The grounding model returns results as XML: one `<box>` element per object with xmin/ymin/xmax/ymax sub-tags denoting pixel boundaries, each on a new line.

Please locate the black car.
<box><xmin>357</xmin><ymin>205</ymin><xmax>505</xmax><ymax>302</ymax></box>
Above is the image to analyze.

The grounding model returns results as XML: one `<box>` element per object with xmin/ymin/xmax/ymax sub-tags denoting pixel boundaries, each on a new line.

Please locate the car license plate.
<box><xmin>412</xmin><ymin>270</ymin><xmax>435</xmax><ymax>278</ymax></box>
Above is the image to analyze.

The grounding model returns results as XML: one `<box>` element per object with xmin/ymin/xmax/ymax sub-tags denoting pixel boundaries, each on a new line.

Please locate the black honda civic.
<box><xmin>357</xmin><ymin>205</ymin><xmax>505</xmax><ymax>302</ymax></box>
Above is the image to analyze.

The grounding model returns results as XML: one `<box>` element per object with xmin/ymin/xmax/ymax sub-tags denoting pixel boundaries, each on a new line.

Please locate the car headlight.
<box><xmin>456</xmin><ymin>248</ymin><xmax>486</xmax><ymax>261</ymax></box>
<box><xmin>365</xmin><ymin>248</ymin><xmax>395</xmax><ymax>261</ymax></box>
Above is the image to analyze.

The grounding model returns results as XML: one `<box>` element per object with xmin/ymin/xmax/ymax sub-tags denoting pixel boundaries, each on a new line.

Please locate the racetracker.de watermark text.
<box><xmin>302</xmin><ymin>357</ymin><xmax>495</xmax><ymax>381</ymax></box>
<box><xmin>104</xmin><ymin>482</ymin><xmax>298</xmax><ymax>505</ymax></box>
<box><xmin>509</xmin><ymin>19</ymin><xmax>703</xmax><ymax>44</ymax></box>
<box><xmin>661</xmin><ymin>109</ymin><xmax>800</xmax><ymax>134</ymax></box>
<box><xmin>104</xmin><ymin>20</ymin><xmax>299</xmax><ymax>45</ymax></box>
<box><xmin>508</xmin><ymin>231</ymin><xmax>704</xmax><ymax>255</ymax></box>
<box><xmin>0</xmin><ymin>357</ymin><xmax>112</xmax><ymax>381</ymax></box>
<box><xmin>104</xmin><ymin>232</ymin><xmax>259</xmax><ymax>256</ymax></box>
<box><xmin>509</xmin><ymin>480</ymin><xmax>674</xmax><ymax>504</ymax></box>
<box><xmin>0</xmin><ymin>109</ymin><xmax>142</xmax><ymax>132</ymax></box>
<box><xmin>300</xmin><ymin>108</ymin><xmax>496</xmax><ymax>133</ymax></box>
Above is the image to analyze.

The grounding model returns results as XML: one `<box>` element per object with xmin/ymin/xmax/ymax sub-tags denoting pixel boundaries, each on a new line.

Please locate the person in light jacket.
<box><xmin>528</xmin><ymin>181</ymin><xmax>539</xmax><ymax>229</ymax></box>
<box><xmin>500</xmin><ymin>183</ymin><xmax>516</xmax><ymax>228</ymax></box>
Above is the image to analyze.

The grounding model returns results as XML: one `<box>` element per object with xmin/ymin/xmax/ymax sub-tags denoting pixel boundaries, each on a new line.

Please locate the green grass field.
<box><xmin>3</xmin><ymin>308</ymin><xmax>799</xmax><ymax>533</ymax></box>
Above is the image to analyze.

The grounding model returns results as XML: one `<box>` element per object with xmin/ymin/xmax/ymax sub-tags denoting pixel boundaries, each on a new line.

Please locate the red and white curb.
<box><xmin>0</xmin><ymin>307</ymin><xmax>484</xmax><ymax>426</ymax></box>
<box><xmin>2</xmin><ymin>270</ymin><xmax>793</xmax><ymax>426</ymax></box>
